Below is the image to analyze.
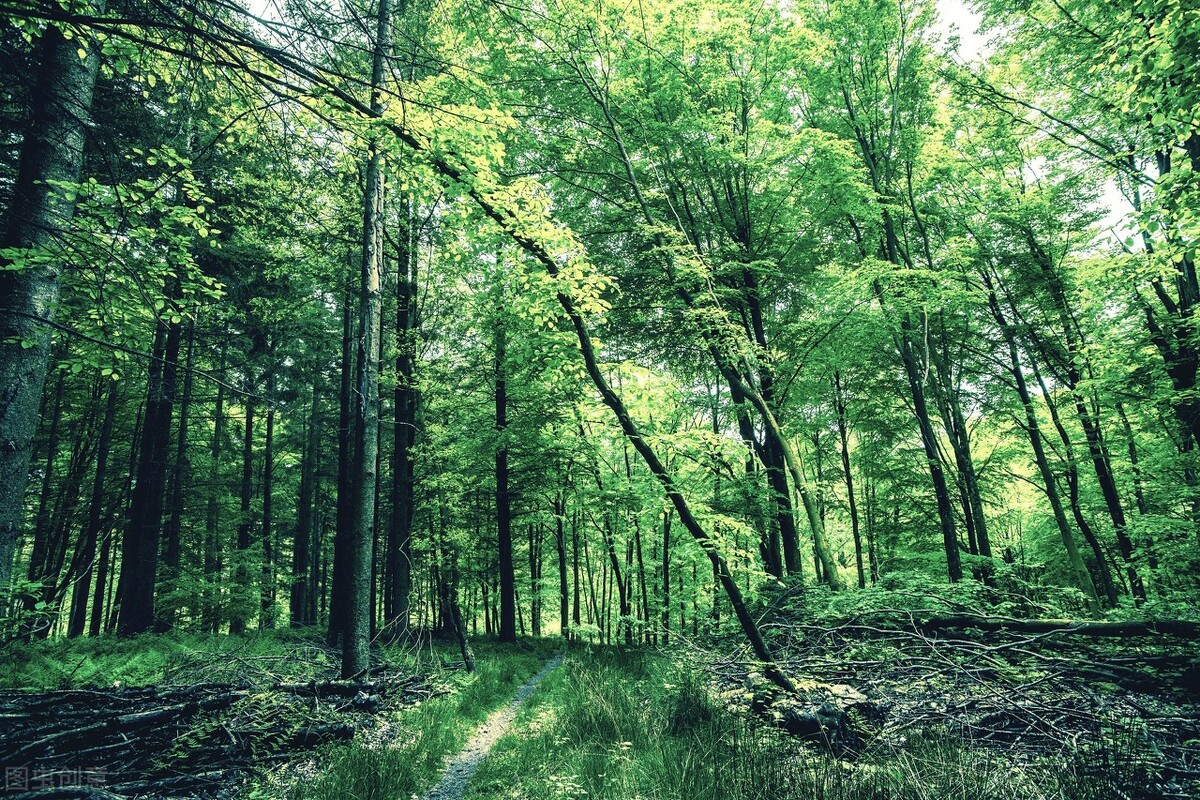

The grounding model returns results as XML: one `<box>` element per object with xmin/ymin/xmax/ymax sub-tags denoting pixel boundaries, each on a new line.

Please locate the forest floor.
<box><xmin>423</xmin><ymin>655</ymin><xmax>561</xmax><ymax>800</ymax></box>
<box><xmin>1</xmin><ymin>619</ymin><xmax>1197</xmax><ymax>800</ymax></box>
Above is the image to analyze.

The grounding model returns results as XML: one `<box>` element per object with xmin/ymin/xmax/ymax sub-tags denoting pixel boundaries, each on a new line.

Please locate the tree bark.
<box><xmin>387</xmin><ymin>197</ymin><xmax>418</xmax><ymax>640</ymax></box>
<box><xmin>0</xmin><ymin>8</ymin><xmax>103</xmax><ymax>601</ymax></box>
<box><xmin>983</xmin><ymin>273</ymin><xmax>1100</xmax><ymax>612</ymax></box>
<box><xmin>117</xmin><ymin>312</ymin><xmax>182</xmax><ymax>636</ymax></box>
<box><xmin>260</xmin><ymin>371</ymin><xmax>276</xmax><ymax>629</ymax></box>
<box><xmin>328</xmin><ymin>280</ymin><xmax>355</xmax><ymax>646</ymax></box>
<box><xmin>291</xmin><ymin>382</ymin><xmax>320</xmax><ymax>627</ymax></box>
<box><xmin>203</xmin><ymin>353</ymin><xmax>226</xmax><ymax>633</ymax></box>
<box><xmin>68</xmin><ymin>381</ymin><xmax>117</xmax><ymax>637</ymax></box>
<box><xmin>343</xmin><ymin>0</ymin><xmax>392</xmax><ymax>679</ymax></box>
<box><xmin>229</xmin><ymin>385</ymin><xmax>255</xmax><ymax>635</ymax></box>
<box><xmin>160</xmin><ymin>320</ymin><xmax>195</xmax><ymax>629</ymax></box>
<box><xmin>834</xmin><ymin>373</ymin><xmax>865</xmax><ymax>589</ymax></box>
<box><xmin>495</xmin><ymin>321</ymin><xmax>516</xmax><ymax>642</ymax></box>
<box><xmin>553</xmin><ymin>493</ymin><xmax>569</xmax><ymax>638</ymax></box>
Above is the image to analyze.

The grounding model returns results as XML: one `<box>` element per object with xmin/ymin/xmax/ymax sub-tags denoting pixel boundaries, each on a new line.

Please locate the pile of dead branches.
<box><xmin>732</xmin><ymin>609</ymin><xmax>1200</xmax><ymax>797</ymax></box>
<box><xmin>0</xmin><ymin>649</ymin><xmax>446</xmax><ymax>799</ymax></box>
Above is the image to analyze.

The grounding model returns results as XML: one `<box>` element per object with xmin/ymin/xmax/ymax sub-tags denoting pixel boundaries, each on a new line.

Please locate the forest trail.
<box><xmin>422</xmin><ymin>654</ymin><xmax>562</xmax><ymax>800</ymax></box>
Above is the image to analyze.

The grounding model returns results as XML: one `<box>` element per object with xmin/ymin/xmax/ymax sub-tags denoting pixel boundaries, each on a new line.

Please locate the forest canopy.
<box><xmin>0</xmin><ymin>0</ymin><xmax>1198</xmax><ymax>682</ymax></box>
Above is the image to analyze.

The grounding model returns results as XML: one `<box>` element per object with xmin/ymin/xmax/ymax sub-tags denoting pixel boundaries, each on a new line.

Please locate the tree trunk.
<box><xmin>260</xmin><ymin>372</ymin><xmax>276</xmax><ymax>629</ymax></box>
<box><xmin>983</xmin><ymin>274</ymin><xmax>1100</xmax><ymax>612</ymax></box>
<box><xmin>554</xmin><ymin>494</ymin><xmax>569</xmax><ymax>638</ymax></box>
<box><xmin>22</xmin><ymin>371</ymin><xmax>65</xmax><ymax>631</ymax></box>
<box><xmin>68</xmin><ymin>381</ymin><xmax>117</xmax><ymax>637</ymax></box>
<box><xmin>203</xmin><ymin>355</ymin><xmax>226</xmax><ymax>634</ymax></box>
<box><xmin>117</xmin><ymin>312</ymin><xmax>182</xmax><ymax>636</ymax></box>
<box><xmin>230</xmin><ymin>385</ymin><xmax>255</xmax><ymax>635</ymax></box>
<box><xmin>328</xmin><ymin>279</ymin><xmax>355</xmax><ymax>647</ymax></box>
<box><xmin>160</xmin><ymin>320</ymin><xmax>195</xmax><ymax>628</ymax></box>
<box><xmin>387</xmin><ymin>200</ymin><xmax>418</xmax><ymax>640</ymax></box>
<box><xmin>495</xmin><ymin>322</ymin><xmax>516</xmax><ymax>642</ymax></box>
<box><xmin>0</xmin><ymin>7</ymin><xmax>103</xmax><ymax>601</ymax></box>
<box><xmin>343</xmin><ymin>0</ymin><xmax>392</xmax><ymax>680</ymax></box>
<box><xmin>292</xmin><ymin>382</ymin><xmax>320</xmax><ymax>627</ymax></box>
<box><xmin>834</xmin><ymin>373</ymin><xmax>865</xmax><ymax>589</ymax></box>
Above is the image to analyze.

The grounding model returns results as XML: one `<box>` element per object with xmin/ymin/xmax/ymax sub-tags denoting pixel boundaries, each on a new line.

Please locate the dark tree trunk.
<box><xmin>661</xmin><ymin>510</ymin><xmax>670</xmax><ymax>645</ymax></box>
<box><xmin>930</xmin><ymin>341</ymin><xmax>991</xmax><ymax>559</ymax></box>
<box><xmin>203</xmin><ymin>355</ymin><xmax>226</xmax><ymax>634</ymax></box>
<box><xmin>22</xmin><ymin>371</ymin><xmax>65</xmax><ymax>631</ymax></box>
<box><xmin>495</xmin><ymin>322</ymin><xmax>516</xmax><ymax>642</ymax></box>
<box><xmin>161</xmin><ymin>321</ymin><xmax>195</xmax><ymax>629</ymax></box>
<box><xmin>983</xmin><ymin>274</ymin><xmax>1100</xmax><ymax>612</ymax></box>
<box><xmin>292</xmin><ymin>382</ymin><xmax>320</xmax><ymax>627</ymax></box>
<box><xmin>834</xmin><ymin>373</ymin><xmax>865</xmax><ymax>589</ymax></box>
<box><xmin>117</xmin><ymin>312</ymin><xmax>182</xmax><ymax>636</ymax></box>
<box><xmin>0</xmin><ymin>8</ymin><xmax>103</xmax><ymax>600</ymax></box>
<box><xmin>328</xmin><ymin>280</ymin><xmax>354</xmax><ymax>647</ymax></box>
<box><xmin>894</xmin><ymin>311</ymin><xmax>962</xmax><ymax>583</ymax></box>
<box><xmin>1023</xmin><ymin>235</ymin><xmax>1144</xmax><ymax>601</ymax></box>
<box><xmin>387</xmin><ymin>201</ymin><xmax>418</xmax><ymax>640</ymax></box>
<box><xmin>68</xmin><ymin>381</ymin><xmax>117</xmax><ymax>637</ymax></box>
<box><xmin>260</xmin><ymin>370</ymin><xmax>276</xmax><ymax>629</ymax></box>
<box><xmin>553</xmin><ymin>494</ymin><xmax>569</xmax><ymax>638</ymax></box>
<box><xmin>529</xmin><ymin>525</ymin><xmax>542</xmax><ymax>637</ymax></box>
<box><xmin>230</xmin><ymin>386</ymin><xmax>255</xmax><ymax>636</ymax></box>
<box><xmin>571</xmin><ymin>510</ymin><xmax>581</xmax><ymax>637</ymax></box>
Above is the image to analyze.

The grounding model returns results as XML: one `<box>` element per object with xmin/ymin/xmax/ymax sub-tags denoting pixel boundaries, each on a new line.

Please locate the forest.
<box><xmin>0</xmin><ymin>0</ymin><xmax>1198</xmax><ymax>797</ymax></box>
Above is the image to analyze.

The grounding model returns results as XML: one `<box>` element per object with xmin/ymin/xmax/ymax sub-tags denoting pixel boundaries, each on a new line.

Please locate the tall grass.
<box><xmin>284</xmin><ymin>641</ymin><xmax>555</xmax><ymax>800</ymax></box>
<box><xmin>468</xmin><ymin>647</ymin><xmax>1170</xmax><ymax>800</ymax></box>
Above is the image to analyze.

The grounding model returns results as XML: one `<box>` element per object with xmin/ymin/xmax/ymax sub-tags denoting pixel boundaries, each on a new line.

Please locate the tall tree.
<box><xmin>0</xmin><ymin>6</ymin><xmax>103</xmax><ymax>601</ymax></box>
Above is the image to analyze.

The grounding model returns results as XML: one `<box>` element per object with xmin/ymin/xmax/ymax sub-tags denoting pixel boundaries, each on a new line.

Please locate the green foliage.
<box><xmin>468</xmin><ymin>648</ymin><xmax>1168</xmax><ymax>800</ymax></box>
<box><xmin>277</xmin><ymin>641</ymin><xmax>555</xmax><ymax>800</ymax></box>
<box><xmin>0</xmin><ymin>630</ymin><xmax>314</xmax><ymax>689</ymax></box>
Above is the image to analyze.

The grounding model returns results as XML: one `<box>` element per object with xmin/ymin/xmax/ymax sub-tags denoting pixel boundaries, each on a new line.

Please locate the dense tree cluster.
<box><xmin>1</xmin><ymin>0</ymin><xmax>1196</xmax><ymax>681</ymax></box>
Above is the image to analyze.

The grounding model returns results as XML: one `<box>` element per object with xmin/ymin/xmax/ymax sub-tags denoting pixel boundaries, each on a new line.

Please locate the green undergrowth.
<box><xmin>0</xmin><ymin>629</ymin><xmax>320</xmax><ymax>688</ymax></box>
<box><xmin>465</xmin><ymin>646</ymin><xmax>1165</xmax><ymax>800</ymax></box>
<box><xmin>276</xmin><ymin>639</ymin><xmax>559</xmax><ymax>800</ymax></box>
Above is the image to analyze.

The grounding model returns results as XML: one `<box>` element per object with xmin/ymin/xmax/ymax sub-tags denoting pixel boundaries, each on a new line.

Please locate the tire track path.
<box><xmin>422</xmin><ymin>655</ymin><xmax>562</xmax><ymax>800</ymax></box>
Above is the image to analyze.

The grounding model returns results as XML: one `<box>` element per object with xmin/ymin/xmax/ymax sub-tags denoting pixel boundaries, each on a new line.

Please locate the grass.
<box><xmin>1</xmin><ymin>630</ymin><xmax>562</xmax><ymax>800</ymax></box>
<box><xmin>276</xmin><ymin>638</ymin><xmax>560</xmax><ymax>800</ymax></box>
<box><xmin>463</xmin><ymin>646</ymin><xmax>1170</xmax><ymax>800</ymax></box>
<box><xmin>0</xmin><ymin>629</ymin><xmax>319</xmax><ymax>688</ymax></box>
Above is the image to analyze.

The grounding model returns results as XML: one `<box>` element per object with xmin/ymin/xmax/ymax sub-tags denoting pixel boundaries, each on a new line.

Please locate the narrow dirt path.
<box><xmin>422</xmin><ymin>655</ymin><xmax>562</xmax><ymax>800</ymax></box>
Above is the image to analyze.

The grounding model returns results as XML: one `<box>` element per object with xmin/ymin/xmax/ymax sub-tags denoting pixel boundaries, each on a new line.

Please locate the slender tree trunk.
<box><xmin>230</xmin><ymin>387</ymin><xmax>255</xmax><ymax>635</ymax></box>
<box><xmin>930</xmin><ymin>343</ymin><xmax>991</xmax><ymax>559</ymax></box>
<box><xmin>22</xmin><ymin>371</ymin><xmax>65</xmax><ymax>630</ymax></box>
<box><xmin>554</xmin><ymin>494</ymin><xmax>569</xmax><ymax>637</ymax></box>
<box><xmin>1000</xmin><ymin>278</ymin><xmax>1119</xmax><ymax>606</ymax></box>
<box><xmin>1022</xmin><ymin>237</ymin><xmax>1144</xmax><ymax>601</ymax></box>
<box><xmin>387</xmin><ymin>202</ymin><xmax>418</xmax><ymax>640</ymax></box>
<box><xmin>0</xmin><ymin>7</ymin><xmax>103</xmax><ymax>601</ymax></box>
<box><xmin>203</xmin><ymin>354</ymin><xmax>226</xmax><ymax>633</ymax></box>
<box><xmin>834</xmin><ymin>373</ymin><xmax>865</xmax><ymax>589</ymax></box>
<box><xmin>495</xmin><ymin>322</ymin><xmax>516</xmax><ymax>642</ymax></box>
<box><xmin>984</xmin><ymin>275</ymin><xmax>1099</xmax><ymax>612</ymax></box>
<box><xmin>572</xmin><ymin>510</ymin><xmax>581</xmax><ymax>636</ymax></box>
<box><xmin>291</xmin><ymin>387</ymin><xmax>318</xmax><ymax>627</ymax></box>
<box><xmin>528</xmin><ymin>524</ymin><xmax>542</xmax><ymax>637</ymax></box>
<box><xmin>660</xmin><ymin>510</ymin><xmax>671</xmax><ymax>644</ymax></box>
<box><xmin>894</xmin><ymin>310</ymin><xmax>962</xmax><ymax>583</ymax></box>
<box><xmin>117</xmin><ymin>312</ymin><xmax>182</xmax><ymax>635</ymax></box>
<box><xmin>68</xmin><ymin>381</ymin><xmax>117</xmax><ymax>637</ymax></box>
<box><xmin>343</xmin><ymin>0</ymin><xmax>392</xmax><ymax>679</ymax></box>
<box><xmin>329</xmin><ymin>280</ymin><xmax>355</xmax><ymax>647</ymax></box>
<box><xmin>161</xmin><ymin>320</ymin><xmax>195</xmax><ymax>628</ymax></box>
<box><xmin>260</xmin><ymin>371</ymin><xmax>276</xmax><ymax>629</ymax></box>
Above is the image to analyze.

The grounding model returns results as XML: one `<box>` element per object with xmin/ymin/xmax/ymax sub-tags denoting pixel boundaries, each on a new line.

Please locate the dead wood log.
<box><xmin>911</xmin><ymin>615</ymin><xmax>1200</xmax><ymax>639</ymax></box>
